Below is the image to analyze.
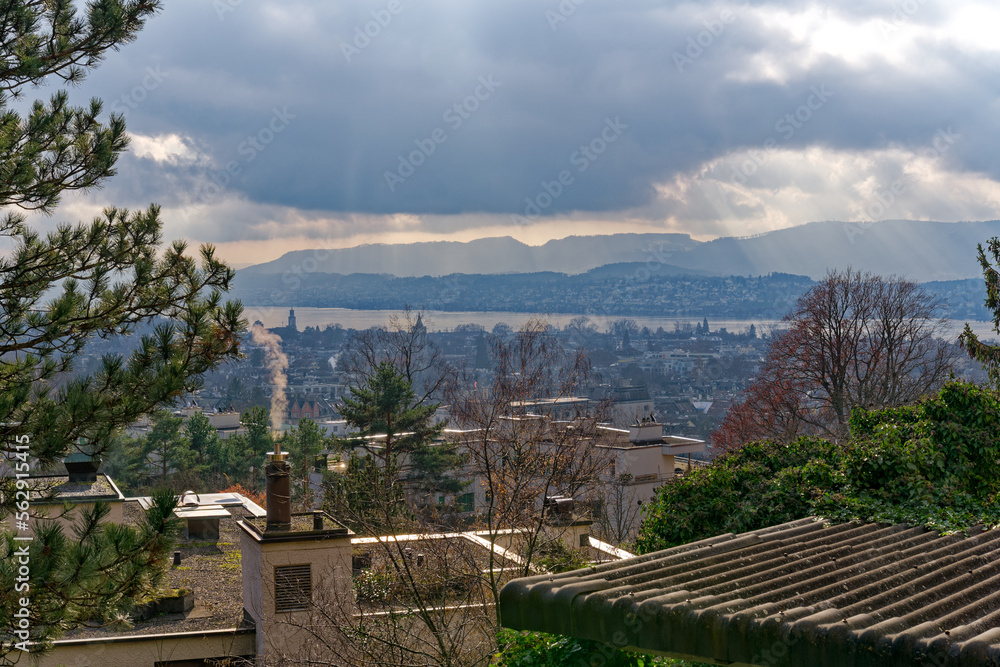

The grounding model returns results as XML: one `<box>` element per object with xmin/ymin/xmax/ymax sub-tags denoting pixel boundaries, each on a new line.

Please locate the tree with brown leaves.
<box><xmin>713</xmin><ymin>269</ymin><xmax>954</xmax><ymax>449</ymax></box>
<box><xmin>299</xmin><ymin>319</ymin><xmax>613</xmax><ymax>667</ymax></box>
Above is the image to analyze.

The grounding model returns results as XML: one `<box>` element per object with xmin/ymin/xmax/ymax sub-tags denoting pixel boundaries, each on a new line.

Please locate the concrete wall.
<box><xmin>612</xmin><ymin>445</ymin><xmax>674</xmax><ymax>488</ymax></box>
<box><xmin>30</xmin><ymin>628</ymin><xmax>255</xmax><ymax>667</ymax></box>
<box><xmin>241</xmin><ymin>528</ymin><xmax>264</xmax><ymax>633</ymax></box>
<box><xmin>207</xmin><ymin>412</ymin><xmax>241</xmax><ymax>430</ymax></box>
<box><xmin>242</xmin><ymin>528</ymin><xmax>355</xmax><ymax>663</ymax></box>
<box><xmin>541</xmin><ymin>521</ymin><xmax>591</xmax><ymax>553</ymax></box>
<box><xmin>33</xmin><ymin>499</ymin><xmax>125</xmax><ymax>534</ymax></box>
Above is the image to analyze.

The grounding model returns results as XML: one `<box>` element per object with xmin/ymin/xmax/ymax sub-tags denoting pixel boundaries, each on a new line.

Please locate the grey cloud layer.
<box><xmin>62</xmin><ymin>0</ymin><xmax>1000</xmax><ymax>238</ymax></box>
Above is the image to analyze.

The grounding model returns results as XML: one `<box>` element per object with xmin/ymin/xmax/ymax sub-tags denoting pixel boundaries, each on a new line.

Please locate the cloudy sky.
<box><xmin>31</xmin><ymin>0</ymin><xmax>1000</xmax><ymax>265</ymax></box>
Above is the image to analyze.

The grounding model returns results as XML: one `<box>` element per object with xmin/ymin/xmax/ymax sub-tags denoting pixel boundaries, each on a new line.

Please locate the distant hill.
<box><xmin>579</xmin><ymin>262</ymin><xmax>712</xmax><ymax>280</ymax></box>
<box><xmin>231</xmin><ymin>268</ymin><xmax>989</xmax><ymax>321</ymax></box>
<box><xmin>239</xmin><ymin>233</ymin><xmax>699</xmax><ymax>278</ymax></box>
<box><xmin>666</xmin><ymin>220</ymin><xmax>1000</xmax><ymax>281</ymax></box>
<box><xmin>231</xmin><ymin>269</ymin><xmax>815</xmax><ymax>317</ymax></box>
<box><xmin>238</xmin><ymin>221</ymin><xmax>1000</xmax><ymax>282</ymax></box>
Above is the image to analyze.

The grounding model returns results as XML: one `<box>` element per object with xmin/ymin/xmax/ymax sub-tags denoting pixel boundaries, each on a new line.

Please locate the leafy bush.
<box><xmin>635</xmin><ymin>437</ymin><xmax>842</xmax><ymax>553</ymax></box>
<box><xmin>495</xmin><ymin>629</ymin><xmax>707</xmax><ymax>667</ymax></box>
<box><xmin>637</xmin><ymin>381</ymin><xmax>1000</xmax><ymax>555</ymax></box>
<box><xmin>534</xmin><ymin>538</ymin><xmax>591</xmax><ymax>574</ymax></box>
<box><xmin>354</xmin><ymin>569</ymin><xmax>395</xmax><ymax>603</ymax></box>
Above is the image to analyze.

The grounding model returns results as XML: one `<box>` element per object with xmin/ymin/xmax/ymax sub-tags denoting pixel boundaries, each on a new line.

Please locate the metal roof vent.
<box><xmin>179</xmin><ymin>490</ymin><xmax>201</xmax><ymax>506</ymax></box>
<box><xmin>274</xmin><ymin>564</ymin><xmax>312</xmax><ymax>612</ymax></box>
<box><xmin>544</xmin><ymin>495</ymin><xmax>576</xmax><ymax>523</ymax></box>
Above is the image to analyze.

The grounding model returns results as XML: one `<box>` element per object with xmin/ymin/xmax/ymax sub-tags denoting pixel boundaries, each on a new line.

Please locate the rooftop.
<box><xmin>500</xmin><ymin>518</ymin><xmax>1000</xmax><ymax>667</ymax></box>
<box><xmin>509</xmin><ymin>397</ymin><xmax>590</xmax><ymax>407</ymax></box>
<box><xmin>241</xmin><ymin>511</ymin><xmax>352</xmax><ymax>541</ymax></box>
<box><xmin>62</xmin><ymin>501</ymin><xmax>248</xmax><ymax>640</ymax></box>
<box><xmin>27</xmin><ymin>474</ymin><xmax>122</xmax><ymax>502</ymax></box>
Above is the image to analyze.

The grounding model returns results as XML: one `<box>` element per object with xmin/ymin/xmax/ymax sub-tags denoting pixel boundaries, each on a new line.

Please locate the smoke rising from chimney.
<box><xmin>251</xmin><ymin>324</ymin><xmax>288</xmax><ymax>440</ymax></box>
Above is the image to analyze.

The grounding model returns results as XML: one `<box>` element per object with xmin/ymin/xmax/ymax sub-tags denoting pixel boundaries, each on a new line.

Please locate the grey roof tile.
<box><xmin>500</xmin><ymin>518</ymin><xmax>1000</xmax><ymax>666</ymax></box>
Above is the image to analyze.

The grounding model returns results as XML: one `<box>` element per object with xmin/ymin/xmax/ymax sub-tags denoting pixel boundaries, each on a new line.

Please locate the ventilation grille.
<box><xmin>274</xmin><ymin>564</ymin><xmax>311</xmax><ymax>612</ymax></box>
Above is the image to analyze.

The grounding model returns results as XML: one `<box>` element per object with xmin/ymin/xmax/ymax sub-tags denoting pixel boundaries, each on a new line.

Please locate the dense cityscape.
<box><xmin>7</xmin><ymin>1</ymin><xmax>1000</xmax><ymax>666</ymax></box>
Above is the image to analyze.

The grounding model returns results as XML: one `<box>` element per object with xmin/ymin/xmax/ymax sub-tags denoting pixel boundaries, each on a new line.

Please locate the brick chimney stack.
<box><xmin>264</xmin><ymin>451</ymin><xmax>292</xmax><ymax>531</ymax></box>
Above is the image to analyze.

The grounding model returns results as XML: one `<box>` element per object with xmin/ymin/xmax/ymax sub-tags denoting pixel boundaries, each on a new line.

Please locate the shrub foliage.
<box><xmin>638</xmin><ymin>381</ymin><xmax>1000</xmax><ymax>554</ymax></box>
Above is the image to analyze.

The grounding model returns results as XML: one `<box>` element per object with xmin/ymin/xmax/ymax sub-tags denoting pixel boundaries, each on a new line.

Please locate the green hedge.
<box><xmin>637</xmin><ymin>381</ymin><xmax>1000</xmax><ymax>554</ymax></box>
<box><xmin>495</xmin><ymin>629</ymin><xmax>709</xmax><ymax>667</ymax></box>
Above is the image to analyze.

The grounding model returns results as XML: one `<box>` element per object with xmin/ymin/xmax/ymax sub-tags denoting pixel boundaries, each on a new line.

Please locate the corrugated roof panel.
<box><xmin>499</xmin><ymin>519</ymin><xmax>1000</xmax><ymax>666</ymax></box>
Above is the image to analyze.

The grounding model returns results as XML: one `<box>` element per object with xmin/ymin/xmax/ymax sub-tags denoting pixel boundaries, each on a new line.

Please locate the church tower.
<box><xmin>288</xmin><ymin>308</ymin><xmax>297</xmax><ymax>332</ymax></box>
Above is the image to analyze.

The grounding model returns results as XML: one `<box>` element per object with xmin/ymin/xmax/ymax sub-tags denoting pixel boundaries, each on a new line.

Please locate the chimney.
<box><xmin>628</xmin><ymin>421</ymin><xmax>664</xmax><ymax>445</ymax></box>
<box><xmin>542</xmin><ymin>495</ymin><xmax>592</xmax><ymax>554</ymax></box>
<box><xmin>543</xmin><ymin>495</ymin><xmax>576</xmax><ymax>524</ymax></box>
<box><xmin>239</xmin><ymin>507</ymin><xmax>355</xmax><ymax>663</ymax></box>
<box><xmin>265</xmin><ymin>451</ymin><xmax>292</xmax><ymax>532</ymax></box>
<box><xmin>64</xmin><ymin>452</ymin><xmax>101</xmax><ymax>483</ymax></box>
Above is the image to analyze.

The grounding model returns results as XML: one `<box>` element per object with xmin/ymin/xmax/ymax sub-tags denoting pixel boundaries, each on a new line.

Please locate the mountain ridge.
<box><xmin>664</xmin><ymin>219</ymin><xmax>1000</xmax><ymax>281</ymax></box>
<box><xmin>238</xmin><ymin>233</ymin><xmax>699</xmax><ymax>278</ymax></box>
<box><xmin>237</xmin><ymin>220</ymin><xmax>1000</xmax><ymax>282</ymax></box>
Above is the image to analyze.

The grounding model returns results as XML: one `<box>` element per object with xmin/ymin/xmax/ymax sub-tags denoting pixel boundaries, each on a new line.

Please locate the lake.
<box><xmin>241</xmin><ymin>306</ymin><xmax>998</xmax><ymax>341</ymax></box>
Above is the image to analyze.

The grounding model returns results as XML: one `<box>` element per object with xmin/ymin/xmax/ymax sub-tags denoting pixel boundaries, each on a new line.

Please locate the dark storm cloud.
<box><xmin>59</xmin><ymin>0</ymin><xmax>1000</xmax><ymax>239</ymax></box>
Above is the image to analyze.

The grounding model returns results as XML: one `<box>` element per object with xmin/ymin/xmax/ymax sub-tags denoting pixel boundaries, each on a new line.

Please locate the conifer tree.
<box><xmin>336</xmin><ymin>361</ymin><xmax>446</xmax><ymax>496</ymax></box>
<box><xmin>0</xmin><ymin>0</ymin><xmax>244</xmax><ymax>471</ymax></box>
<box><xmin>184</xmin><ymin>410</ymin><xmax>220</xmax><ymax>471</ymax></box>
<box><xmin>1</xmin><ymin>489</ymin><xmax>183</xmax><ymax>656</ymax></box>
<box><xmin>141</xmin><ymin>410</ymin><xmax>192</xmax><ymax>482</ymax></box>
<box><xmin>287</xmin><ymin>417</ymin><xmax>326</xmax><ymax>510</ymax></box>
<box><xmin>0</xmin><ymin>1</ymin><xmax>243</xmax><ymax>655</ymax></box>
<box><xmin>240</xmin><ymin>406</ymin><xmax>273</xmax><ymax>457</ymax></box>
<box><xmin>328</xmin><ymin>361</ymin><xmax>453</xmax><ymax>533</ymax></box>
<box><xmin>206</xmin><ymin>407</ymin><xmax>270</xmax><ymax>487</ymax></box>
<box><xmin>960</xmin><ymin>237</ymin><xmax>1000</xmax><ymax>388</ymax></box>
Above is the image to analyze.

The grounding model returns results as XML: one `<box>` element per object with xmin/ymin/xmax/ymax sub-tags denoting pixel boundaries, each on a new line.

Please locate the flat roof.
<box><xmin>135</xmin><ymin>492</ymin><xmax>266</xmax><ymax>517</ymax></box>
<box><xmin>500</xmin><ymin>518</ymin><xmax>1000</xmax><ymax>666</ymax></box>
<box><xmin>174</xmin><ymin>506</ymin><xmax>231</xmax><ymax>519</ymax></box>
<box><xmin>509</xmin><ymin>397</ymin><xmax>590</xmax><ymax>406</ymax></box>
<box><xmin>61</xmin><ymin>501</ymin><xmax>248</xmax><ymax>640</ymax></box>
<box><xmin>240</xmin><ymin>512</ymin><xmax>352</xmax><ymax>542</ymax></box>
<box><xmin>26</xmin><ymin>474</ymin><xmax>123</xmax><ymax>502</ymax></box>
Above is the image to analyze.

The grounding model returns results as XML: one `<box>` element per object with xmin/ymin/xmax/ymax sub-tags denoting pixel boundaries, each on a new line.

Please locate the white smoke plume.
<box><xmin>251</xmin><ymin>324</ymin><xmax>289</xmax><ymax>441</ymax></box>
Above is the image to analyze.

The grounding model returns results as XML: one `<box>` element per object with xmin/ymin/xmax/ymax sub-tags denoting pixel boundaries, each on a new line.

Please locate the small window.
<box><xmin>275</xmin><ymin>564</ymin><xmax>312</xmax><ymax>612</ymax></box>
<box><xmin>458</xmin><ymin>492</ymin><xmax>475</xmax><ymax>513</ymax></box>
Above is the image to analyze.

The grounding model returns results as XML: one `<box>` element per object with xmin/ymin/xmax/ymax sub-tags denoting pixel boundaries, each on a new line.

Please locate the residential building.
<box><xmin>21</xmin><ymin>455</ymin><xmax>629</xmax><ymax>665</ymax></box>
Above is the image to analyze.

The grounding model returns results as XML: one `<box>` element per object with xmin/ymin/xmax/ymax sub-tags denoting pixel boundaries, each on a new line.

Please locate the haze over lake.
<box><xmin>241</xmin><ymin>306</ymin><xmax>998</xmax><ymax>342</ymax></box>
